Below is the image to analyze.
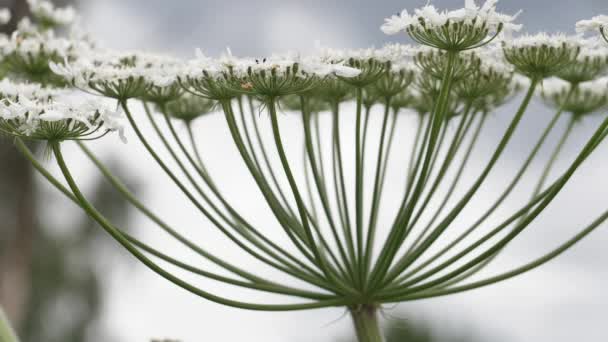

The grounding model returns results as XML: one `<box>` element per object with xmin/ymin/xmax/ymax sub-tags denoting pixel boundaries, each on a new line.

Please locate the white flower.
<box><xmin>381</xmin><ymin>10</ymin><xmax>415</xmax><ymax>35</ymax></box>
<box><xmin>502</xmin><ymin>32</ymin><xmax>580</xmax><ymax>49</ymax></box>
<box><xmin>51</xmin><ymin>50</ymin><xmax>183</xmax><ymax>92</ymax></box>
<box><xmin>38</xmin><ymin>109</ymin><xmax>66</xmax><ymax>122</ymax></box>
<box><xmin>381</xmin><ymin>0</ymin><xmax>521</xmax><ymax>35</ymax></box>
<box><xmin>477</xmin><ymin>44</ymin><xmax>514</xmax><ymax>74</ymax></box>
<box><xmin>27</xmin><ymin>0</ymin><xmax>76</xmax><ymax>26</ymax></box>
<box><xmin>0</xmin><ymin>79</ymin><xmax>58</xmax><ymax>99</ymax></box>
<box><xmin>576</xmin><ymin>15</ymin><xmax>608</xmax><ymax>34</ymax></box>
<box><xmin>332</xmin><ymin>63</ymin><xmax>362</xmax><ymax>77</ymax></box>
<box><xmin>0</xmin><ymin>8</ymin><xmax>11</xmax><ymax>25</ymax></box>
<box><xmin>376</xmin><ymin>43</ymin><xmax>416</xmax><ymax>61</ymax></box>
<box><xmin>539</xmin><ymin>77</ymin><xmax>570</xmax><ymax>96</ymax></box>
<box><xmin>0</xmin><ymin>80</ymin><xmax>125</xmax><ymax>141</ymax></box>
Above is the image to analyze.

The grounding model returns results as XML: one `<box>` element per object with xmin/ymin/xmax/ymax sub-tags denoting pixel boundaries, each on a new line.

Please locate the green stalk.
<box><xmin>303</xmin><ymin>135</ymin><xmax>320</xmax><ymax>221</ymax></box>
<box><xmin>450</xmin><ymin>107</ymin><xmax>578</xmax><ymax>285</ymax></box>
<box><xmin>406</xmin><ymin>113</ymin><xmax>425</xmax><ymax>185</ymax></box>
<box><xmin>458</xmin><ymin>113</ymin><xmax>578</xmax><ymax>282</ymax></box>
<box><xmin>332</xmin><ymin>100</ymin><xmax>359</xmax><ymax>283</ymax></box>
<box><xmin>220</xmin><ymin>100</ymin><xmax>331</xmax><ymax>276</ymax></box>
<box><xmin>377</xmin><ymin>108</ymin><xmax>400</xmax><ymax>199</ymax></box>
<box><xmin>239</xmin><ymin>98</ymin><xmax>298</xmax><ymax>218</ymax></box>
<box><xmin>351</xmin><ymin>305</ymin><xmax>384</xmax><ymax>342</ymax></box>
<box><xmin>301</xmin><ymin>103</ymin><xmax>358</xmax><ymax>284</ymax></box>
<box><xmin>354</xmin><ymin>87</ymin><xmax>365</xmax><ymax>283</ymax></box>
<box><xmin>379</xmin><ymin>114</ymin><xmax>608</xmax><ymax>299</ymax></box>
<box><xmin>142</xmin><ymin>102</ymin><xmax>324</xmax><ymax>281</ymax></box>
<box><xmin>267</xmin><ymin>98</ymin><xmax>357</xmax><ymax>295</ymax></box>
<box><xmin>301</xmin><ymin>99</ymin><xmax>356</xmax><ymax>282</ymax></box>
<box><xmin>378</xmin><ymin>78</ymin><xmax>540</xmax><ymax>290</ymax></box>
<box><xmin>405</xmin><ymin>107</ymin><xmax>474</xmax><ymax>248</ymax></box>
<box><xmin>0</xmin><ymin>307</ymin><xmax>19</xmax><ymax>342</ymax></box>
<box><xmin>394</xmin><ymin>204</ymin><xmax>608</xmax><ymax>302</ymax></box>
<box><xmin>159</xmin><ymin>107</ymin><xmax>327</xmax><ymax>275</ymax></box>
<box><xmin>51</xmin><ymin>142</ymin><xmax>349</xmax><ymax>311</ymax></box>
<box><xmin>368</xmin><ymin>51</ymin><xmax>458</xmax><ymax>291</ymax></box>
<box><xmin>186</xmin><ymin>123</ymin><xmax>212</xmax><ymax>179</ymax></box>
<box><xmin>76</xmin><ymin>142</ymin><xmax>302</xmax><ymax>287</ymax></box>
<box><xmin>362</xmin><ymin>96</ymin><xmax>393</xmax><ymax>287</ymax></box>
<box><xmin>409</xmin><ymin>112</ymin><xmax>486</xmax><ymax>254</ymax></box>
<box><xmin>17</xmin><ymin>140</ymin><xmax>330</xmax><ymax>300</ymax></box>
<box><xmin>529</xmin><ymin>115</ymin><xmax>577</xmax><ymax>204</ymax></box>
<box><xmin>394</xmin><ymin>107</ymin><xmax>564</xmax><ymax>284</ymax></box>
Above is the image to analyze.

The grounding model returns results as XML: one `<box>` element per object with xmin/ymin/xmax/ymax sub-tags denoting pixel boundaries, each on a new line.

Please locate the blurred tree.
<box><xmin>0</xmin><ymin>1</ymin><xmax>133</xmax><ymax>341</ymax></box>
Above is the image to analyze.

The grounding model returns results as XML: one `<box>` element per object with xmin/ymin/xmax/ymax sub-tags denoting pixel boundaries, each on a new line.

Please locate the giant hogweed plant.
<box><xmin>2</xmin><ymin>1</ymin><xmax>608</xmax><ymax>341</ymax></box>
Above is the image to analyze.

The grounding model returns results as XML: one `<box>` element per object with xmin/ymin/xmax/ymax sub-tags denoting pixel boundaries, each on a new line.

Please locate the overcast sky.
<box><xmin>47</xmin><ymin>1</ymin><xmax>608</xmax><ymax>341</ymax></box>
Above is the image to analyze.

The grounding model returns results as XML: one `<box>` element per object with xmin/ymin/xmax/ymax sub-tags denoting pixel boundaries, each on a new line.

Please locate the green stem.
<box><xmin>143</xmin><ymin>102</ymin><xmax>321</xmax><ymax>281</ymax></box>
<box><xmin>0</xmin><ymin>307</ymin><xmax>19</xmax><ymax>342</ymax></box>
<box><xmin>301</xmin><ymin>102</ymin><xmax>357</xmax><ymax>284</ymax></box>
<box><xmin>368</xmin><ymin>51</ymin><xmax>458</xmax><ymax>291</ymax></box>
<box><xmin>160</xmin><ymin>107</ymin><xmax>323</xmax><ymax>276</ymax></box>
<box><xmin>379</xmin><ymin>113</ymin><xmax>608</xmax><ymax>299</ymax></box>
<box><xmin>351</xmin><ymin>305</ymin><xmax>384</xmax><ymax>342</ymax></box>
<box><xmin>51</xmin><ymin>143</ymin><xmax>348</xmax><ymax>311</ymax></box>
<box><xmin>378</xmin><ymin>79</ymin><xmax>540</xmax><ymax>290</ymax></box>
<box><xmin>17</xmin><ymin>140</ymin><xmax>330</xmax><ymax>300</ymax></box>
<box><xmin>406</xmin><ymin>113</ymin><xmax>425</xmax><ymax>186</ymax></box>
<box><xmin>394</xmin><ymin>107</ymin><xmax>563</xmax><ymax>284</ymax></box>
<box><xmin>241</xmin><ymin>97</ymin><xmax>298</xmax><ymax>218</ymax></box>
<box><xmin>530</xmin><ymin>115</ymin><xmax>577</xmax><ymax>203</ymax></box>
<box><xmin>354</xmin><ymin>87</ymin><xmax>365</xmax><ymax>283</ymax></box>
<box><xmin>406</xmin><ymin>107</ymin><xmax>474</xmax><ymax>248</ymax></box>
<box><xmin>390</xmin><ymin>204</ymin><xmax>608</xmax><ymax>302</ymax></box>
<box><xmin>186</xmin><ymin>122</ymin><xmax>212</xmax><ymax>178</ymax></box>
<box><xmin>332</xmin><ymin>100</ymin><xmax>358</xmax><ymax>283</ymax></box>
<box><xmin>411</xmin><ymin>113</ymin><xmax>486</xmax><ymax>252</ymax></box>
<box><xmin>363</xmin><ymin>97</ymin><xmax>392</xmax><ymax>287</ymax></box>
<box><xmin>220</xmin><ymin>100</ymin><xmax>333</xmax><ymax>281</ymax></box>
<box><xmin>267</xmin><ymin>98</ymin><xmax>357</xmax><ymax>295</ymax></box>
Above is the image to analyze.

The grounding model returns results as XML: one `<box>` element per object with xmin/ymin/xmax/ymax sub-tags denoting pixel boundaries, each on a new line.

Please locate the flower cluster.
<box><xmin>1</xmin><ymin>30</ymin><xmax>92</xmax><ymax>85</ymax></box>
<box><xmin>578</xmin><ymin>15</ymin><xmax>608</xmax><ymax>43</ymax></box>
<box><xmin>382</xmin><ymin>0</ymin><xmax>521</xmax><ymax>50</ymax></box>
<box><xmin>541</xmin><ymin>77</ymin><xmax>608</xmax><ymax>116</ymax></box>
<box><xmin>3</xmin><ymin>2</ymin><xmax>608</xmax><ymax>339</ymax></box>
<box><xmin>0</xmin><ymin>79</ymin><xmax>124</xmax><ymax>142</ymax></box>
<box><xmin>502</xmin><ymin>33</ymin><xmax>581</xmax><ymax>80</ymax></box>
<box><xmin>50</xmin><ymin>50</ymin><xmax>181</xmax><ymax>100</ymax></box>
<box><xmin>27</xmin><ymin>0</ymin><xmax>76</xmax><ymax>29</ymax></box>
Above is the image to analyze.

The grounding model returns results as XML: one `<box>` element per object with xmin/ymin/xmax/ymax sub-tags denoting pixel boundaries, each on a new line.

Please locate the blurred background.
<box><xmin>1</xmin><ymin>0</ymin><xmax>607</xmax><ymax>341</ymax></box>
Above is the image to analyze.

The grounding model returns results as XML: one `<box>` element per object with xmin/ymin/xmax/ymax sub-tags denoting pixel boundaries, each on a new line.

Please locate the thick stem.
<box><xmin>0</xmin><ymin>306</ymin><xmax>19</xmax><ymax>342</ymax></box>
<box><xmin>351</xmin><ymin>305</ymin><xmax>384</xmax><ymax>342</ymax></box>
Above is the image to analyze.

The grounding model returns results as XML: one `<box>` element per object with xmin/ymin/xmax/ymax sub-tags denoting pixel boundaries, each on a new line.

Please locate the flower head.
<box><xmin>0</xmin><ymin>80</ymin><xmax>124</xmax><ymax>142</ymax></box>
<box><xmin>163</xmin><ymin>93</ymin><xmax>216</xmax><ymax>122</ymax></box>
<box><xmin>2</xmin><ymin>30</ymin><xmax>91</xmax><ymax>85</ymax></box>
<box><xmin>50</xmin><ymin>50</ymin><xmax>179</xmax><ymax>100</ymax></box>
<box><xmin>181</xmin><ymin>48</ymin><xmax>362</xmax><ymax>100</ymax></box>
<box><xmin>27</xmin><ymin>0</ymin><xmax>76</xmax><ymax>29</ymax></box>
<box><xmin>541</xmin><ymin>77</ymin><xmax>608</xmax><ymax>116</ymax></box>
<box><xmin>382</xmin><ymin>0</ymin><xmax>522</xmax><ymax>51</ymax></box>
<box><xmin>502</xmin><ymin>33</ymin><xmax>581</xmax><ymax>80</ymax></box>
<box><xmin>576</xmin><ymin>15</ymin><xmax>608</xmax><ymax>42</ymax></box>
<box><xmin>556</xmin><ymin>39</ymin><xmax>608</xmax><ymax>84</ymax></box>
<box><xmin>414</xmin><ymin>46</ymin><xmax>480</xmax><ymax>82</ymax></box>
<box><xmin>454</xmin><ymin>47</ymin><xmax>514</xmax><ymax>107</ymax></box>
